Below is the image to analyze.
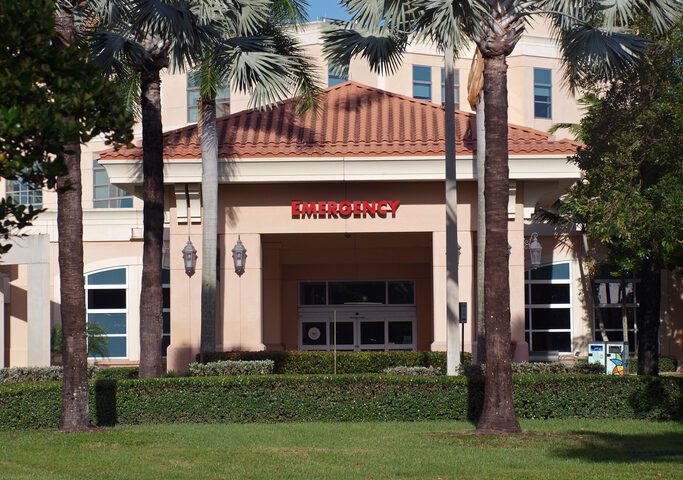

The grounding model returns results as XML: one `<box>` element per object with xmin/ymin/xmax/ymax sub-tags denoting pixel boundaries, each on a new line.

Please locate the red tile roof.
<box><xmin>100</xmin><ymin>81</ymin><xmax>579</xmax><ymax>160</ymax></box>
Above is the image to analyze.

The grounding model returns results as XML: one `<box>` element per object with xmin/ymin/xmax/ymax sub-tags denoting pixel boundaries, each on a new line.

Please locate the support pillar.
<box><xmin>431</xmin><ymin>231</ymin><xmax>447</xmax><ymax>351</ymax></box>
<box><xmin>222</xmin><ymin>233</ymin><xmax>264</xmax><ymax>351</ymax></box>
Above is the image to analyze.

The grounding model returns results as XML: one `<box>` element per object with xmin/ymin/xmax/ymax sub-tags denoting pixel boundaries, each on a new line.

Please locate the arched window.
<box><xmin>524</xmin><ymin>262</ymin><xmax>572</xmax><ymax>354</ymax></box>
<box><xmin>85</xmin><ymin>267</ymin><xmax>127</xmax><ymax>358</ymax></box>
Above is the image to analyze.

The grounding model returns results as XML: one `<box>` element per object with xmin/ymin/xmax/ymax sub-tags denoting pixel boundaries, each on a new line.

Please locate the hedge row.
<box><xmin>202</xmin><ymin>351</ymin><xmax>456</xmax><ymax>374</ymax></box>
<box><xmin>1</xmin><ymin>375</ymin><xmax>681</xmax><ymax>430</ymax></box>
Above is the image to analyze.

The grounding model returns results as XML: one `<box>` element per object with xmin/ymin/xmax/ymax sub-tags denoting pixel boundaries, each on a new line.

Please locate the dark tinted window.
<box><xmin>329</xmin><ymin>282</ymin><xmax>385</xmax><ymax>305</ymax></box>
<box><xmin>333</xmin><ymin>322</ymin><xmax>354</xmax><ymax>346</ymax></box>
<box><xmin>360</xmin><ymin>321</ymin><xmax>385</xmax><ymax>345</ymax></box>
<box><xmin>388</xmin><ymin>321</ymin><xmax>413</xmax><ymax>345</ymax></box>
<box><xmin>300</xmin><ymin>282</ymin><xmax>327</xmax><ymax>305</ymax></box>
<box><xmin>302</xmin><ymin>322</ymin><xmax>327</xmax><ymax>346</ymax></box>
<box><xmin>88</xmin><ymin>289</ymin><xmax>126</xmax><ymax>309</ymax></box>
<box><xmin>529</xmin><ymin>284</ymin><xmax>570</xmax><ymax>304</ymax></box>
<box><xmin>388</xmin><ymin>281</ymin><xmax>414</xmax><ymax>304</ymax></box>
<box><xmin>528</xmin><ymin>308</ymin><xmax>570</xmax><ymax>330</ymax></box>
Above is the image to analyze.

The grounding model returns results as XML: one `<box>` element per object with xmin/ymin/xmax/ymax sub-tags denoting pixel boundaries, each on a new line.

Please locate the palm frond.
<box><xmin>558</xmin><ymin>25</ymin><xmax>649</xmax><ymax>90</ymax></box>
<box><xmin>91</xmin><ymin>29</ymin><xmax>150</xmax><ymax>74</ymax></box>
<box><xmin>322</xmin><ymin>22</ymin><xmax>409</xmax><ymax>76</ymax></box>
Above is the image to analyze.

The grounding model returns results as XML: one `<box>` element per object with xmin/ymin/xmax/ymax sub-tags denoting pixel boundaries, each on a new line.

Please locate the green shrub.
<box><xmin>0</xmin><ymin>366</ymin><xmax>99</xmax><ymax>383</ymax></box>
<box><xmin>202</xmin><ymin>351</ymin><xmax>448</xmax><ymax>374</ymax></box>
<box><xmin>461</xmin><ymin>361</ymin><xmax>604</xmax><ymax>376</ymax></box>
<box><xmin>383</xmin><ymin>366</ymin><xmax>440</xmax><ymax>376</ymax></box>
<box><xmin>660</xmin><ymin>356</ymin><xmax>678</xmax><ymax>372</ymax></box>
<box><xmin>0</xmin><ymin>375</ymin><xmax>681</xmax><ymax>430</ymax></box>
<box><xmin>188</xmin><ymin>360</ymin><xmax>274</xmax><ymax>376</ymax></box>
<box><xmin>95</xmin><ymin>367</ymin><xmax>139</xmax><ymax>380</ymax></box>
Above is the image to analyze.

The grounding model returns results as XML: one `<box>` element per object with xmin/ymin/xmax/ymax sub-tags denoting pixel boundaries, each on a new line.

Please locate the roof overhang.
<box><xmin>99</xmin><ymin>153</ymin><xmax>579</xmax><ymax>192</ymax></box>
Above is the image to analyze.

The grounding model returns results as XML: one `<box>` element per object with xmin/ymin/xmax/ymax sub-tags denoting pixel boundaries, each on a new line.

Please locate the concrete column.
<box><xmin>222</xmin><ymin>233</ymin><xmax>264</xmax><ymax>351</ymax></box>
<box><xmin>509</xmin><ymin>183</ymin><xmax>529</xmax><ymax>362</ymax></box>
<box><xmin>431</xmin><ymin>230</ymin><xmax>447</xmax><ymax>351</ymax></box>
<box><xmin>262</xmin><ymin>243</ymin><xmax>283</xmax><ymax>350</ymax></box>
<box><xmin>26</xmin><ymin>262</ymin><xmax>51</xmax><ymax>366</ymax></box>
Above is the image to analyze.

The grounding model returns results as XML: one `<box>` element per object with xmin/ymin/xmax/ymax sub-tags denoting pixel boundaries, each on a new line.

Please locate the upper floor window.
<box><xmin>534</xmin><ymin>68</ymin><xmax>552</xmax><ymax>119</ymax></box>
<box><xmin>187</xmin><ymin>72</ymin><xmax>230</xmax><ymax>123</ymax></box>
<box><xmin>440</xmin><ymin>67</ymin><xmax>460</xmax><ymax>109</ymax></box>
<box><xmin>412</xmin><ymin>65</ymin><xmax>432</xmax><ymax>101</ymax></box>
<box><xmin>328</xmin><ymin>63</ymin><xmax>348</xmax><ymax>87</ymax></box>
<box><xmin>5</xmin><ymin>179</ymin><xmax>42</xmax><ymax>208</ymax></box>
<box><xmin>93</xmin><ymin>160</ymin><xmax>133</xmax><ymax>208</ymax></box>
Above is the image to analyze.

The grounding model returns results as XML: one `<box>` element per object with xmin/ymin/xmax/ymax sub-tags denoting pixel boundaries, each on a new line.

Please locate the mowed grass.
<box><xmin>1</xmin><ymin>420</ymin><xmax>682</xmax><ymax>479</ymax></box>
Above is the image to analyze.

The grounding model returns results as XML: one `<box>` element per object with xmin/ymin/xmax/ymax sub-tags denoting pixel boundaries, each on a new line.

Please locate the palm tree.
<box><xmin>323</xmin><ymin>0</ymin><xmax>483</xmax><ymax>376</ymax></box>
<box><xmin>90</xmin><ymin>0</ymin><xmax>321</xmax><ymax>373</ymax></box>
<box><xmin>54</xmin><ymin>2</ymin><xmax>89</xmax><ymax>430</ymax></box>
<box><xmin>195</xmin><ymin>0</ymin><xmax>320</xmax><ymax>361</ymax></box>
<box><xmin>323</xmin><ymin>0</ymin><xmax>681</xmax><ymax>434</ymax></box>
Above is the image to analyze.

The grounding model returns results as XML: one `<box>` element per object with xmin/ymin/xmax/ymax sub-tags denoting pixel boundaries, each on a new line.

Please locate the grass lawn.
<box><xmin>0</xmin><ymin>420</ymin><xmax>681</xmax><ymax>479</ymax></box>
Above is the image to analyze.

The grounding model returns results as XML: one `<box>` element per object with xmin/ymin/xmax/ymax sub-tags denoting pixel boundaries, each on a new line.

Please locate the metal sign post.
<box><xmin>459</xmin><ymin>302</ymin><xmax>468</xmax><ymax>358</ymax></box>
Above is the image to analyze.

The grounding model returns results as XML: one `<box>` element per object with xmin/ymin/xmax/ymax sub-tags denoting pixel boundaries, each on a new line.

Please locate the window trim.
<box><xmin>92</xmin><ymin>160</ymin><xmax>133</xmax><ymax>209</ymax></box>
<box><xmin>533</xmin><ymin>67</ymin><xmax>552</xmax><ymax>119</ymax></box>
<box><xmin>592</xmin><ymin>277</ymin><xmax>639</xmax><ymax>349</ymax></box>
<box><xmin>187</xmin><ymin>72</ymin><xmax>230</xmax><ymax>123</ymax></box>
<box><xmin>440</xmin><ymin>67</ymin><xmax>460</xmax><ymax>109</ymax></box>
<box><xmin>524</xmin><ymin>262</ymin><xmax>573</xmax><ymax>354</ymax></box>
<box><xmin>298</xmin><ymin>280</ymin><xmax>416</xmax><ymax>307</ymax></box>
<box><xmin>412</xmin><ymin>65</ymin><xmax>432</xmax><ymax>101</ymax></box>
<box><xmin>5</xmin><ymin>179</ymin><xmax>42</xmax><ymax>209</ymax></box>
<box><xmin>85</xmin><ymin>267</ymin><xmax>129</xmax><ymax>360</ymax></box>
<box><xmin>162</xmin><ymin>268</ymin><xmax>171</xmax><ymax>357</ymax></box>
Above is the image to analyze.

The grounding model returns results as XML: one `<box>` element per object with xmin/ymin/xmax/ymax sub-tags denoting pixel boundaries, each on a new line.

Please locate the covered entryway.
<box><xmin>261</xmin><ymin>232</ymin><xmax>434</xmax><ymax>351</ymax></box>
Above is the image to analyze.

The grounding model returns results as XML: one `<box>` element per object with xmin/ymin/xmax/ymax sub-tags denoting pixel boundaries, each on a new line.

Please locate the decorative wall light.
<box><xmin>182</xmin><ymin>238</ymin><xmax>197</xmax><ymax>277</ymax></box>
<box><xmin>525</xmin><ymin>232</ymin><xmax>543</xmax><ymax>268</ymax></box>
<box><xmin>232</xmin><ymin>236</ymin><xmax>247</xmax><ymax>276</ymax></box>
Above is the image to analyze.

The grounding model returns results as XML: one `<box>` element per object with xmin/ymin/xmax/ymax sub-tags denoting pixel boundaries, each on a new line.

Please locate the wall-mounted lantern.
<box><xmin>525</xmin><ymin>232</ymin><xmax>543</xmax><ymax>268</ymax></box>
<box><xmin>232</xmin><ymin>236</ymin><xmax>247</xmax><ymax>277</ymax></box>
<box><xmin>182</xmin><ymin>238</ymin><xmax>197</xmax><ymax>277</ymax></box>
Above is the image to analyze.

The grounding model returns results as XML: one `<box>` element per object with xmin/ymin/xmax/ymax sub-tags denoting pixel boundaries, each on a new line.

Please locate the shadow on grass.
<box><xmin>552</xmin><ymin>430</ymin><xmax>683</xmax><ymax>464</ymax></box>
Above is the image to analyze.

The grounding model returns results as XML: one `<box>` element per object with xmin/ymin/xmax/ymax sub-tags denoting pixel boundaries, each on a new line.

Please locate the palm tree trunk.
<box><xmin>476</xmin><ymin>54</ymin><xmax>521</xmax><ymax>434</ymax></box>
<box><xmin>54</xmin><ymin>6</ymin><xmax>89</xmax><ymax>432</ymax></box>
<box><xmin>638</xmin><ymin>260</ymin><xmax>660</xmax><ymax>375</ymax></box>
<box><xmin>139</xmin><ymin>68</ymin><xmax>165</xmax><ymax>378</ymax></box>
<box><xmin>475</xmin><ymin>94</ymin><xmax>486</xmax><ymax>365</ymax></box>
<box><xmin>444</xmin><ymin>43</ymin><xmax>461</xmax><ymax>375</ymax></box>
<box><xmin>199</xmin><ymin>97</ymin><xmax>218</xmax><ymax>361</ymax></box>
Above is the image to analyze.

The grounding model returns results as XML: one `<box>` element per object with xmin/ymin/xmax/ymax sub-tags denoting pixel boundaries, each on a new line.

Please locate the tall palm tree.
<box><xmin>323</xmin><ymin>0</ymin><xmax>483</xmax><ymax>376</ymax></box>
<box><xmin>196</xmin><ymin>0</ymin><xmax>320</xmax><ymax>360</ymax></box>
<box><xmin>54</xmin><ymin>1</ymin><xmax>89</xmax><ymax>431</ymax></box>
<box><xmin>323</xmin><ymin>0</ymin><xmax>681</xmax><ymax>434</ymax></box>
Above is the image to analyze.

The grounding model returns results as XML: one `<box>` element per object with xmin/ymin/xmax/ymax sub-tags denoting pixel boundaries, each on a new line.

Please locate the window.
<box><xmin>86</xmin><ymin>268</ymin><xmax>128</xmax><ymax>359</ymax></box>
<box><xmin>412</xmin><ymin>65</ymin><xmax>432</xmax><ymax>101</ymax></box>
<box><xmin>440</xmin><ymin>67</ymin><xmax>460</xmax><ymax>109</ymax></box>
<box><xmin>187</xmin><ymin>72</ymin><xmax>230</xmax><ymax>123</ymax></box>
<box><xmin>5</xmin><ymin>179</ymin><xmax>42</xmax><ymax>208</ymax></box>
<box><xmin>593</xmin><ymin>269</ymin><xmax>639</xmax><ymax>351</ymax></box>
<box><xmin>162</xmin><ymin>268</ymin><xmax>171</xmax><ymax>356</ymax></box>
<box><xmin>524</xmin><ymin>263</ymin><xmax>572</xmax><ymax>353</ymax></box>
<box><xmin>300</xmin><ymin>281</ymin><xmax>415</xmax><ymax>306</ymax></box>
<box><xmin>93</xmin><ymin>160</ymin><xmax>133</xmax><ymax>208</ymax></box>
<box><xmin>328</xmin><ymin>63</ymin><xmax>348</xmax><ymax>86</ymax></box>
<box><xmin>534</xmin><ymin>68</ymin><xmax>552</xmax><ymax>119</ymax></box>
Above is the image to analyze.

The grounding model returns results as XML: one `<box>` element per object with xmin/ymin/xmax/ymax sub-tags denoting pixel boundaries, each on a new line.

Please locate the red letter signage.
<box><xmin>291</xmin><ymin>200</ymin><xmax>400</xmax><ymax>219</ymax></box>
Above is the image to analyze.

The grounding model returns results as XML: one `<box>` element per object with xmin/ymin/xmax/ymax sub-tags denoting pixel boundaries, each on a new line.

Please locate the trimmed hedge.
<box><xmin>0</xmin><ymin>366</ymin><xmax>100</xmax><ymax>383</ymax></box>
<box><xmin>188</xmin><ymin>360</ymin><xmax>274</xmax><ymax>376</ymax></box>
<box><xmin>0</xmin><ymin>375</ymin><xmax>681</xmax><ymax>430</ymax></box>
<box><xmin>201</xmin><ymin>351</ymin><xmax>454</xmax><ymax>374</ymax></box>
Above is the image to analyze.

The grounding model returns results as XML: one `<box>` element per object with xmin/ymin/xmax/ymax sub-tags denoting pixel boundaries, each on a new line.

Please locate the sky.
<box><xmin>305</xmin><ymin>0</ymin><xmax>349</xmax><ymax>21</ymax></box>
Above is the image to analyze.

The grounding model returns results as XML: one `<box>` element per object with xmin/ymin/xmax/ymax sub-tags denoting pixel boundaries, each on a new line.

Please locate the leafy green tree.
<box><xmin>0</xmin><ymin>0</ymin><xmax>133</xmax><ymax>431</ymax></box>
<box><xmin>560</xmin><ymin>19</ymin><xmax>683</xmax><ymax>376</ymax></box>
<box><xmin>323</xmin><ymin>0</ymin><xmax>681</xmax><ymax>434</ymax></box>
